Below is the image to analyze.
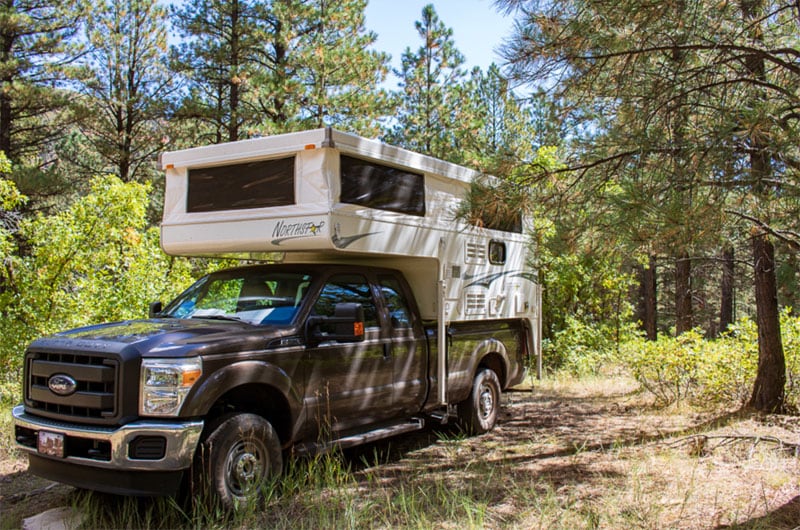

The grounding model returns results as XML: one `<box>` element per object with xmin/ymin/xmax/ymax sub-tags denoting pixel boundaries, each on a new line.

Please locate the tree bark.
<box><xmin>1</xmin><ymin>27</ymin><xmax>15</xmax><ymax>159</ymax></box>
<box><xmin>675</xmin><ymin>252</ymin><xmax>692</xmax><ymax>335</ymax></box>
<box><xmin>637</xmin><ymin>255</ymin><xmax>658</xmax><ymax>340</ymax></box>
<box><xmin>719</xmin><ymin>245</ymin><xmax>735</xmax><ymax>334</ymax></box>
<box><xmin>748</xmin><ymin>231</ymin><xmax>785</xmax><ymax>412</ymax></box>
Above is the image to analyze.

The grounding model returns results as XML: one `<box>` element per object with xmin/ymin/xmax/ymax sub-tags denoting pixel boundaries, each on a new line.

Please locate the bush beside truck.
<box><xmin>0</xmin><ymin>175</ymin><xmax>195</xmax><ymax>404</ymax></box>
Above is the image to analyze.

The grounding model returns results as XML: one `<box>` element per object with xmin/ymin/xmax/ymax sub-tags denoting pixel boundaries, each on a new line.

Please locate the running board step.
<box><xmin>429</xmin><ymin>404</ymin><xmax>458</xmax><ymax>424</ymax></box>
<box><xmin>294</xmin><ymin>418</ymin><xmax>425</xmax><ymax>456</ymax></box>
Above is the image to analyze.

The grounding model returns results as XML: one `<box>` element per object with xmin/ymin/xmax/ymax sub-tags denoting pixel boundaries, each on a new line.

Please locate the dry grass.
<box><xmin>2</xmin><ymin>373</ymin><xmax>799</xmax><ymax>529</ymax></box>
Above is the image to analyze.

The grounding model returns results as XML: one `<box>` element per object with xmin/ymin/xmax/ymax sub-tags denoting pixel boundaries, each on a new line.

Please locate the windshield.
<box><xmin>162</xmin><ymin>269</ymin><xmax>313</xmax><ymax>326</ymax></box>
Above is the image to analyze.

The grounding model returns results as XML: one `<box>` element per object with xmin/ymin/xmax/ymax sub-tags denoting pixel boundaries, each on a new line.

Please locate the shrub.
<box><xmin>543</xmin><ymin>315</ymin><xmax>634</xmax><ymax>376</ymax></box>
<box><xmin>782</xmin><ymin>310</ymin><xmax>799</xmax><ymax>410</ymax></box>
<box><xmin>620</xmin><ymin>330</ymin><xmax>704</xmax><ymax>406</ymax></box>
<box><xmin>620</xmin><ymin>310</ymin><xmax>799</xmax><ymax>410</ymax></box>
<box><xmin>0</xmin><ymin>175</ymin><xmax>195</xmax><ymax>403</ymax></box>
<box><xmin>695</xmin><ymin>318</ymin><xmax>759</xmax><ymax>407</ymax></box>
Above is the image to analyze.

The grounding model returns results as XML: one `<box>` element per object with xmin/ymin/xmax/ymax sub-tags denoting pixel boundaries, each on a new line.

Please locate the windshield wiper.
<box><xmin>191</xmin><ymin>314</ymin><xmax>244</xmax><ymax>322</ymax></box>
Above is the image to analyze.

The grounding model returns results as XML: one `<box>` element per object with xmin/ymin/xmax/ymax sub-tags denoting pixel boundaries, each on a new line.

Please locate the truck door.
<box><xmin>378</xmin><ymin>275</ymin><xmax>428</xmax><ymax>416</ymax></box>
<box><xmin>304</xmin><ymin>273</ymin><xmax>394</xmax><ymax>434</ymax></box>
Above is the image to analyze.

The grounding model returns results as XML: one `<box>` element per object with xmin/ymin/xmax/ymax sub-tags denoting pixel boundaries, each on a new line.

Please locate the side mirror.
<box><xmin>306</xmin><ymin>302</ymin><xmax>365</xmax><ymax>346</ymax></box>
<box><xmin>148</xmin><ymin>301</ymin><xmax>163</xmax><ymax>319</ymax></box>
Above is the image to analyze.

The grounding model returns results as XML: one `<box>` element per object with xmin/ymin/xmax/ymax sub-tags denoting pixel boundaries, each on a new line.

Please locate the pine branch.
<box><xmin>726</xmin><ymin>210</ymin><xmax>800</xmax><ymax>251</ymax></box>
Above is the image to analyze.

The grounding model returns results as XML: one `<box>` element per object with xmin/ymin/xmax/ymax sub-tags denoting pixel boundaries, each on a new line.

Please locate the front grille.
<box><xmin>27</xmin><ymin>352</ymin><xmax>118</xmax><ymax>421</ymax></box>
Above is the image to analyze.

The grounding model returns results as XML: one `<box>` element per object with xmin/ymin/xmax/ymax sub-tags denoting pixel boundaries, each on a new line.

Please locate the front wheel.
<box><xmin>194</xmin><ymin>413</ymin><xmax>282</xmax><ymax>510</ymax></box>
<box><xmin>458</xmin><ymin>368</ymin><xmax>501</xmax><ymax>435</ymax></box>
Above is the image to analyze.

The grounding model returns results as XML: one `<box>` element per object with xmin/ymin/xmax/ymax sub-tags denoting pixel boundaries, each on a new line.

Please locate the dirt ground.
<box><xmin>2</xmin><ymin>376</ymin><xmax>799</xmax><ymax>529</ymax></box>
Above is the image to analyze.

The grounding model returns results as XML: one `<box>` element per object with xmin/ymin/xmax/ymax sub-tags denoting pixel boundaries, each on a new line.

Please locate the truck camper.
<box><xmin>14</xmin><ymin>128</ymin><xmax>541</xmax><ymax>509</ymax></box>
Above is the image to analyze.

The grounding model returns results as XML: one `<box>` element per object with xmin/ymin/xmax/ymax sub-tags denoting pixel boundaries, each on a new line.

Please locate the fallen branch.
<box><xmin>1</xmin><ymin>482</ymin><xmax>60</xmax><ymax>504</ymax></box>
<box><xmin>667</xmin><ymin>434</ymin><xmax>800</xmax><ymax>457</ymax></box>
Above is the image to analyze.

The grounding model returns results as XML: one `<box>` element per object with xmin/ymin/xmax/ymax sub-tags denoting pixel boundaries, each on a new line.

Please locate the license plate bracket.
<box><xmin>37</xmin><ymin>431</ymin><xmax>65</xmax><ymax>458</ymax></box>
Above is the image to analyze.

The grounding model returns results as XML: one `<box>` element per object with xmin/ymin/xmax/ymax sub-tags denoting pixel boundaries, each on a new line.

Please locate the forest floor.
<box><xmin>1</xmin><ymin>374</ymin><xmax>799</xmax><ymax>529</ymax></box>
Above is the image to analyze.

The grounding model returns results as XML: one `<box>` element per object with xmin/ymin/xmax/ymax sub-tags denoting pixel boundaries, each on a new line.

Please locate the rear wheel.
<box><xmin>194</xmin><ymin>413</ymin><xmax>282</xmax><ymax>510</ymax></box>
<box><xmin>458</xmin><ymin>368</ymin><xmax>501</xmax><ymax>435</ymax></box>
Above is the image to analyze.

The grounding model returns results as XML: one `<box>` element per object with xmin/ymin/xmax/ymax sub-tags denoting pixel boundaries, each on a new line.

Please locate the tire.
<box><xmin>194</xmin><ymin>413</ymin><xmax>282</xmax><ymax>510</ymax></box>
<box><xmin>458</xmin><ymin>368</ymin><xmax>501</xmax><ymax>435</ymax></box>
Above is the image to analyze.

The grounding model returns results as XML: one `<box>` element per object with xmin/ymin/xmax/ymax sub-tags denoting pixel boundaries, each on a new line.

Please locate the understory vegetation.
<box><xmin>547</xmin><ymin>319</ymin><xmax>800</xmax><ymax>413</ymax></box>
<box><xmin>621</xmin><ymin>311</ymin><xmax>800</xmax><ymax>411</ymax></box>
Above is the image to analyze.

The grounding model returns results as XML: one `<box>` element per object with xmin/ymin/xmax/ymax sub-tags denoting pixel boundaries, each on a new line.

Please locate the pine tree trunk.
<box><xmin>719</xmin><ymin>245</ymin><xmax>735</xmax><ymax>334</ymax></box>
<box><xmin>0</xmin><ymin>90</ymin><xmax>10</xmax><ymax>158</ymax></box>
<box><xmin>748</xmin><ymin>234</ymin><xmax>786</xmax><ymax>412</ymax></box>
<box><xmin>675</xmin><ymin>253</ymin><xmax>692</xmax><ymax>335</ymax></box>
<box><xmin>739</xmin><ymin>0</ymin><xmax>786</xmax><ymax>413</ymax></box>
<box><xmin>637</xmin><ymin>256</ymin><xmax>658</xmax><ymax>340</ymax></box>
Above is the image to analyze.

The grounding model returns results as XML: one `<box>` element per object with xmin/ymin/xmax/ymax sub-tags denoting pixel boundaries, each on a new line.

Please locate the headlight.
<box><xmin>140</xmin><ymin>358</ymin><xmax>202</xmax><ymax>416</ymax></box>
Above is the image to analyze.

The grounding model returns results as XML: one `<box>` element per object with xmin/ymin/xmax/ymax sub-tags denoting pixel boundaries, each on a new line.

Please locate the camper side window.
<box><xmin>488</xmin><ymin>240</ymin><xmax>507</xmax><ymax>265</ymax></box>
<box><xmin>187</xmin><ymin>157</ymin><xmax>295</xmax><ymax>212</ymax></box>
<box><xmin>340</xmin><ymin>155</ymin><xmax>425</xmax><ymax>216</ymax></box>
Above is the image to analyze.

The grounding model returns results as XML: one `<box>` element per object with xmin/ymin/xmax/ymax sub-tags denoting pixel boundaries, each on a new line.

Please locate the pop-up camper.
<box><xmin>161</xmin><ymin>127</ymin><xmax>541</xmax><ymax>365</ymax></box>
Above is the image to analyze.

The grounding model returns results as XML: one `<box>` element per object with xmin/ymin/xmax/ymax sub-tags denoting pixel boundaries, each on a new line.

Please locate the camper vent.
<box><xmin>465</xmin><ymin>291</ymin><xmax>486</xmax><ymax>315</ymax></box>
<box><xmin>465</xmin><ymin>241</ymin><xmax>485</xmax><ymax>264</ymax></box>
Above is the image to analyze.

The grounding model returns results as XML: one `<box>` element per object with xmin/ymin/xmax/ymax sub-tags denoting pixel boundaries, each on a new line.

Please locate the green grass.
<box><xmin>3</xmin><ymin>374</ymin><xmax>799</xmax><ymax>529</ymax></box>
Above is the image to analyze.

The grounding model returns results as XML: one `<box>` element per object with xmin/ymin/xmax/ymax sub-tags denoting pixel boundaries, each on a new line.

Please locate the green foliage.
<box><xmin>0</xmin><ymin>0</ymin><xmax>87</xmax><ymax>162</ymax></box>
<box><xmin>171</xmin><ymin>0</ymin><xmax>391</xmax><ymax>142</ymax></box>
<box><xmin>620</xmin><ymin>330</ymin><xmax>706</xmax><ymax>406</ymax></box>
<box><xmin>544</xmin><ymin>316</ymin><xmax>629</xmax><ymax>376</ymax></box>
<box><xmin>620</xmin><ymin>310</ymin><xmax>800</xmax><ymax>410</ymax></box>
<box><xmin>0</xmin><ymin>151</ymin><xmax>11</xmax><ymax>176</ymax></box>
<box><xmin>539</xmin><ymin>238</ymin><xmax>636</xmax><ymax>375</ymax></box>
<box><xmin>288</xmin><ymin>0</ymin><xmax>394</xmax><ymax>136</ymax></box>
<box><xmin>452</xmin><ymin>64</ymin><xmax>541</xmax><ymax>175</ymax></box>
<box><xmin>386</xmin><ymin>4</ymin><xmax>466</xmax><ymax>161</ymax></box>
<box><xmin>780</xmin><ymin>311</ymin><xmax>800</xmax><ymax>409</ymax></box>
<box><xmin>0</xmin><ymin>175</ymin><xmax>194</xmax><ymax>401</ymax></box>
<box><xmin>456</xmin><ymin>145</ymin><xmax>562</xmax><ymax>232</ymax></box>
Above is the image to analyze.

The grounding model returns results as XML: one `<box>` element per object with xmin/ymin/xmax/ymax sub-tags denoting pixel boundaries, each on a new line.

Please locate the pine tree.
<box><xmin>454</xmin><ymin>64</ymin><xmax>538</xmax><ymax>175</ymax></box>
<box><xmin>172</xmin><ymin>0</ymin><xmax>391</xmax><ymax>140</ymax></box>
<box><xmin>170</xmin><ymin>0</ymin><xmax>266</xmax><ymax>144</ymax></box>
<box><xmin>70</xmin><ymin>0</ymin><xmax>173</xmax><ymax>183</ymax></box>
<box><xmin>497</xmin><ymin>0</ymin><xmax>799</xmax><ymax>410</ymax></box>
<box><xmin>387</xmin><ymin>4</ymin><xmax>466</xmax><ymax>161</ymax></box>
<box><xmin>0</xmin><ymin>0</ymin><xmax>85</xmax><ymax>161</ymax></box>
<box><xmin>289</xmin><ymin>0</ymin><xmax>392</xmax><ymax>136</ymax></box>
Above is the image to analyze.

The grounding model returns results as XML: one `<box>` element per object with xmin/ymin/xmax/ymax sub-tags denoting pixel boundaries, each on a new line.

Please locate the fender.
<box><xmin>471</xmin><ymin>337</ymin><xmax>511</xmax><ymax>384</ymax></box>
<box><xmin>448</xmin><ymin>336</ymin><xmax>511</xmax><ymax>404</ymax></box>
<box><xmin>182</xmin><ymin>360</ymin><xmax>302</xmax><ymax>422</ymax></box>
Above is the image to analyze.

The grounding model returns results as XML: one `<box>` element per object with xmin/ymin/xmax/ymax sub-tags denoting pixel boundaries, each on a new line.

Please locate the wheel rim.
<box><xmin>224</xmin><ymin>439</ymin><xmax>266</xmax><ymax>497</ymax></box>
<box><xmin>478</xmin><ymin>382</ymin><xmax>495</xmax><ymax>419</ymax></box>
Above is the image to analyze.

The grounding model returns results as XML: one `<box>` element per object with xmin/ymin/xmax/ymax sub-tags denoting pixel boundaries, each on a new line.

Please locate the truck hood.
<box><xmin>29</xmin><ymin>318</ymin><xmax>291</xmax><ymax>357</ymax></box>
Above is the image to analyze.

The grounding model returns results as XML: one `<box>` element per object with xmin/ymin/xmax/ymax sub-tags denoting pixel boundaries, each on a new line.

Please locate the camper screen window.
<box><xmin>187</xmin><ymin>157</ymin><xmax>295</xmax><ymax>212</ymax></box>
<box><xmin>340</xmin><ymin>156</ymin><xmax>425</xmax><ymax>216</ymax></box>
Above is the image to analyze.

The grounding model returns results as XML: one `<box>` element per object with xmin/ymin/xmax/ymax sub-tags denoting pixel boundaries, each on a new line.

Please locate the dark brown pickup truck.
<box><xmin>13</xmin><ymin>262</ymin><xmax>530</xmax><ymax>508</ymax></box>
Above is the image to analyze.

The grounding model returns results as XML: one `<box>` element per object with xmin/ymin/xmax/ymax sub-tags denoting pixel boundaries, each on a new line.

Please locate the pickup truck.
<box><xmin>13</xmin><ymin>262</ymin><xmax>529</xmax><ymax>508</ymax></box>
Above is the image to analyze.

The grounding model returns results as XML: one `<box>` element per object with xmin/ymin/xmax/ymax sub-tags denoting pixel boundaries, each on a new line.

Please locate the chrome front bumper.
<box><xmin>12</xmin><ymin>405</ymin><xmax>203</xmax><ymax>471</ymax></box>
